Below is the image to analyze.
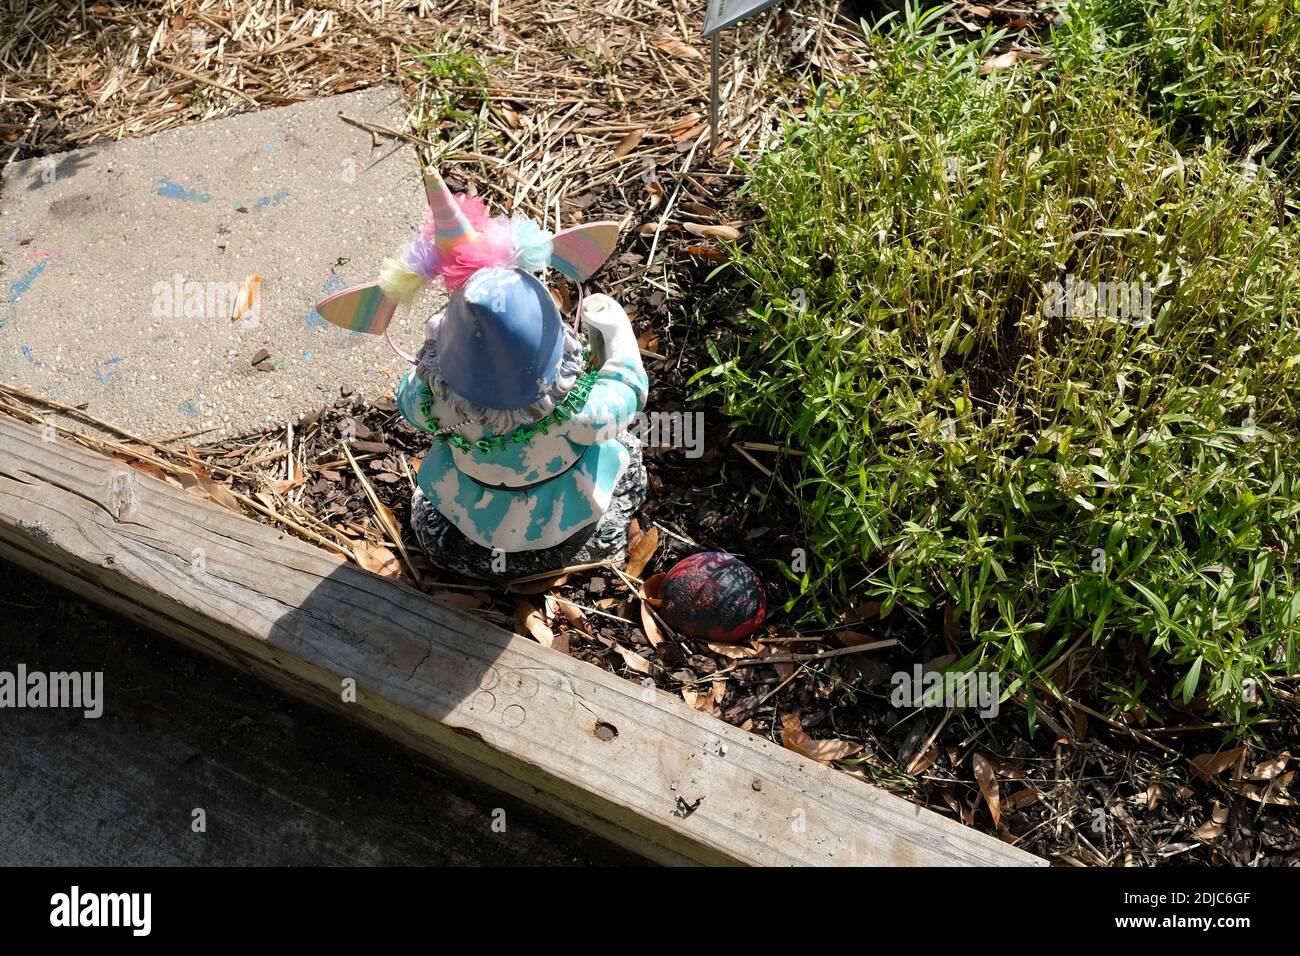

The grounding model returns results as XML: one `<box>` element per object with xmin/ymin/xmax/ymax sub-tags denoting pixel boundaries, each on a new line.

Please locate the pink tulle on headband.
<box><xmin>439</xmin><ymin>217</ymin><xmax>514</xmax><ymax>289</ymax></box>
<box><xmin>423</xmin><ymin>194</ymin><xmax>491</xmax><ymax>243</ymax></box>
<box><xmin>457</xmin><ymin>194</ymin><xmax>491</xmax><ymax>231</ymax></box>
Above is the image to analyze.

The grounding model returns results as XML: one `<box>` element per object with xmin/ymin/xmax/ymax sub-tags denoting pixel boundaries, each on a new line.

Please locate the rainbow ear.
<box><xmin>313</xmin><ymin>282</ymin><xmax>398</xmax><ymax>335</ymax></box>
<box><xmin>550</xmin><ymin>222</ymin><xmax>620</xmax><ymax>281</ymax></box>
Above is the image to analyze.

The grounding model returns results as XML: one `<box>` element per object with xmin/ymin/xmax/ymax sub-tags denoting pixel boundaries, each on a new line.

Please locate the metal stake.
<box><xmin>710</xmin><ymin>32</ymin><xmax>720</xmax><ymax>155</ymax></box>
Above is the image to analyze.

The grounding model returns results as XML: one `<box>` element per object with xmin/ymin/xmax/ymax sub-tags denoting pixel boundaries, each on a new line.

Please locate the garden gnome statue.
<box><xmin>313</xmin><ymin>168</ymin><xmax>647</xmax><ymax>578</ymax></box>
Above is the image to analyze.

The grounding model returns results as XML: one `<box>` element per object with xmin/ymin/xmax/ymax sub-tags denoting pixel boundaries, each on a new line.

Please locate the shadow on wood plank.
<box><xmin>0</xmin><ymin>560</ymin><xmax>636</xmax><ymax>866</ymax></box>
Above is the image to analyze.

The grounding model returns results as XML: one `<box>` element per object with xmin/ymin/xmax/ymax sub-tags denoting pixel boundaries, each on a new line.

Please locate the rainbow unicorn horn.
<box><xmin>424</xmin><ymin>168</ymin><xmax>477</xmax><ymax>256</ymax></box>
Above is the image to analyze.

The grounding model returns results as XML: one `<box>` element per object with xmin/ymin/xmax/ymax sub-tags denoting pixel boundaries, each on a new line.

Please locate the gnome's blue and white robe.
<box><xmin>397</xmin><ymin>295</ymin><xmax>648</xmax><ymax>552</ymax></box>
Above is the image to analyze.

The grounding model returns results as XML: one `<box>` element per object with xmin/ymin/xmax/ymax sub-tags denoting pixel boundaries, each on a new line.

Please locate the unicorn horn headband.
<box><xmin>312</xmin><ymin>165</ymin><xmax>623</xmax><ymax>344</ymax></box>
<box><xmin>424</xmin><ymin>168</ymin><xmax>477</xmax><ymax>255</ymax></box>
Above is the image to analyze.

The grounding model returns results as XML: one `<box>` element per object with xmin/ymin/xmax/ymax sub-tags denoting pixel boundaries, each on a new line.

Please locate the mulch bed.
<box><xmin>3</xmin><ymin>0</ymin><xmax>1297</xmax><ymax>865</ymax></box>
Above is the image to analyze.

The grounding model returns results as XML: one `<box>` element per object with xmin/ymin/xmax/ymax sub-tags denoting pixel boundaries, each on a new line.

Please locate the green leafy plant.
<box><xmin>700</xmin><ymin>4</ymin><xmax>1300</xmax><ymax>728</ymax></box>
<box><xmin>404</xmin><ymin>36</ymin><xmax>490</xmax><ymax>140</ymax></box>
<box><xmin>1060</xmin><ymin>0</ymin><xmax>1300</xmax><ymax>169</ymax></box>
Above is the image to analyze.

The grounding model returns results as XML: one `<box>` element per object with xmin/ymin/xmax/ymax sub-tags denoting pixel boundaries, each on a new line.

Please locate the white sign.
<box><xmin>703</xmin><ymin>0</ymin><xmax>783</xmax><ymax>37</ymax></box>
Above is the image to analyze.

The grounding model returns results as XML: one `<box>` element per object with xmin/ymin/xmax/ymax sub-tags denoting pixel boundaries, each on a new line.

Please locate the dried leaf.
<box><xmin>1235</xmin><ymin>771</ymin><xmax>1297</xmax><ymax>807</ymax></box>
<box><xmin>121</xmin><ymin>457</ymin><xmax>168</xmax><ymax>482</ymax></box>
<box><xmin>556</xmin><ymin>598</ymin><xmax>591</xmax><ymax>635</ymax></box>
<box><xmin>510</xmin><ymin>572</ymin><xmax>570</xmax><ymax>596</ymax></box>
<box><xmin>670</xmin><ymin>111</ymin><xmax>702</xmax><ymax>136</ymax></box>
<box><xmin>779</xmin><ymin>712</ymin><xmax>862</xmax><ymax>765</ymax></box>
<box><xmin>652</xmin><ymin>35</ymin><xmax>704</xmax><ymax>60</ymax></box>
<box><xmin>711</xmin><ymin>677</ymin><xmax>727</xmax><ymax>705</ymax></box>
<box><xmin>679</xmin><ymin>201</ymin><xmax>717</xmax><ymax>218</ymax></box>
<box><xmin>644</xmin><ymin>177</ymin><xmax>665</xmax><ymax>210</ymax></box>
<box><xmin>1146</xmin><ymin>782</ymin><xmax>1162</xmax><ymax>811</ymax></box>
<box><xmin>613</xmin><ymin>128</ymin><xmax>644</xmax><ymax>158</ymax></box>
<box><xmin>267</xmin><ymin>477</ymin><xmax>307</xmax><ymax>495</ymax></box>
<box><xmin>372</xmin><ymin>498</ymin><xmax>403</xmax><ymax>543</ymax></box>
<box><xmin>613</xmin><ymin>642</ymin><xmax>655</xmax><ymax>675</ymax></box>
<box><xmin>979</xmin><ymin>51</ymin><xmax>1019</xmax><ymax>74</ymax></box>
<box><xmin>1189</xmin><ymin>746</ymin><xmax>1246</xmax><ymax>783</ymax></box>
<box><xmin>430</xmin><ymin>590</ymin><xmax>486</xmax><ymax>611</ymax></box>
<box><xmin>1004</xmin><ymin>786</ymin><xmax>1040</xmax><ymax>811</ymax></box>
<box><xmin>626</xmin><ymin>521</ymin><xmax>659</xmax><ymax>578</ymax></box>
<box><xmin>639</xmin><ymin>572</ymin><xmax>664</xmax><ymax>606</ymax></box>
<box><xmin>231</xmin><ymin>273</ymin><xmax>262</xmax><ymax>321</ymax></box>
<box><xmin>549</xmin><ymin>629</ymin><xmax>573</xmax><ymax>656</ymax></box>
<box><xmin>673</xmin><ymin>121</ymin><xmax>709</xmax><ymax>144</ymax></box>
<box><xmin>836</xmin><ymin>629</ymin><xmax>878</xmax><ymax>647</ymax></box>
<box><xmin>639</xmin><ymin>599</ymin><xmax>667</xmax><ymax>646</ymax></box>
<box><xmin>191</xmin><ymin>473</ymin><xmax>243</xmax><ymax>512</ymax></box>
<box><xmin>353</xmin><ymin>542</ymin><xmax>401</xmax><ymax>578</ymax></box>
<box><xmin>683</xmin><ymin>222</ymin><xmax>741</xmax><ymax>241</ymax></box>
<box><xmin>681</xmin><ymin>685</ymin><xmax>716</xmax><ymax>713</ymax></box>
<box><xmin>972</xmin><ymin>752</ymin><xmax>1002</xmax><ymax>827</ymax></box>
<box><xmin>905</xmin><ymin>746</ymin><xmax>936</xmax><ymax>776</ymax></box>
<box><xmin>707</xmin><ymin>641</ymin><xmax>760</xmax><ymax>659</ymax></box>
<box><xmin>1250</xmin><ymin>753</ymin><xmax>1290</xmax><ymax>781</ymax></box>
<box><xmin>1071</xmin><ymin>704</ymin><xmax>1089</xmax><ymax>740</ymax></box>
<box><xmin>684</xmin><ymin>244</ymin><xmax>725</xmax><ymax>261</ymax></box>
<box><xmin>513</xmin><ymin>597</ymin><xmax>556</xmax><ymax>647</ymax></box>
<box><xmin>1194</xmin><ymin>801</ymin><xmax>1229</xmax><ymax>841</ymax></box>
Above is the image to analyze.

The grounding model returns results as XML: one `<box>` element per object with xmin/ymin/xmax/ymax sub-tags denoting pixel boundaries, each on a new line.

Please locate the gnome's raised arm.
<box><xmin>561</xmin><ymin>294</ymin><xmax>648</xmax><ymax>446</ymax></box>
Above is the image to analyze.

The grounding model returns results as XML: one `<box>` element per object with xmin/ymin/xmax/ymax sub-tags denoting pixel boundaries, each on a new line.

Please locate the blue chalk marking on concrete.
<box><xmin>96</xmin><ymin>356</ymin><xmax>123</xmax><ymax>384</ymax></box>
<box><xmin>238</xmin><ymin>188</ymin><xmax>290</xmax><ymax>214</ymax></box>
<box><xmin>253</xmin><ymin>188</ymin><xmax>289</xmax><ymax>212</ymax></box>
<box><xmin>8</xmin><ymin>260</ymin><xmax>48</xmax><ymax>304</ymax></box>
<box><xmin>157</xmin><ymin>176</ymin><xmax>212</xmax><ymax>202</ymax></box>
<box><xmin>21</xmin><ymin>345</ymin><xmax>48</xmax><ymax>368</ymax></box>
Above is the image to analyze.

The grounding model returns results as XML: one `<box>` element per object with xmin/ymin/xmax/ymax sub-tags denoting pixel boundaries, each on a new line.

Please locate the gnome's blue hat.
<box><xmin>437</xmin><ymin>267</ymin><xmax>565</xmax><ymax>410</ymax></box>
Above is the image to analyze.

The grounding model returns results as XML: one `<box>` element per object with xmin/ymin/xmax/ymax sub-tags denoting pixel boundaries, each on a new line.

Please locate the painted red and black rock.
<box><xmin>657</xmin><ymin>552</ymin><xmax>766</xmax><ymax>643</ymax></box>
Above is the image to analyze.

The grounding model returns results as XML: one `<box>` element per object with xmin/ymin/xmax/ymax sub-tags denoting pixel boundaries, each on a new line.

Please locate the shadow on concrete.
<box><xmin>25</xmin><ymin>150</ymin><xmax>96</xmax><ymax>190</ymax></box>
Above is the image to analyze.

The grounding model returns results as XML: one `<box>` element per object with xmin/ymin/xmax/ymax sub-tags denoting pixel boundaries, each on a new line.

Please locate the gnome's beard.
<box><xmin>413</xmin><ymin>314</ymin><xmax>587</xmax><ymax>434</ymax></box>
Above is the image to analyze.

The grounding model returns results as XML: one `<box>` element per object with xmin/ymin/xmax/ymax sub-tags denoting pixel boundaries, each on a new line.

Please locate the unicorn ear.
<box><xmin>550</xmin><ymin>221</ymin><xmax>620</xmax><ymax>281</ymax></box>
<box><xmin>313</xmin><ymin>282</ymin><xmax>398</xmax><ymax>335</ymax></box>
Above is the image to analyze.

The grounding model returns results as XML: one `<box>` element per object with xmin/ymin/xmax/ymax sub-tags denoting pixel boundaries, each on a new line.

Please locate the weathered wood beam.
<box><xmin>0</xmin><ymin>413</ymin><xmax>1042</xmax><ymax>866</ymax></box>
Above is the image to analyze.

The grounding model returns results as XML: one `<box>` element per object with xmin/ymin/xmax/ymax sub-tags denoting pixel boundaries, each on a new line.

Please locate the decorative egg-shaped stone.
<box><xmin>656</xmin><ymin>552</ymin><xmax>766</xmax><ymax>643</ymax></box>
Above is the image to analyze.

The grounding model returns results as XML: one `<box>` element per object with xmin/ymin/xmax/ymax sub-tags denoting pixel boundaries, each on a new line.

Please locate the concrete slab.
<box><xmin>0</xmin><ymin>87</ymin><xmax>447</xmax><ymax>439</ymax></box>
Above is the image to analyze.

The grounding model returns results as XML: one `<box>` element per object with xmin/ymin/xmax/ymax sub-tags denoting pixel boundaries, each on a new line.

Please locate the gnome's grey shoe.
<box><xmin>410</xmin><ymin>434</ymin><xmax>647</xmax><ymax>580</ymax></box>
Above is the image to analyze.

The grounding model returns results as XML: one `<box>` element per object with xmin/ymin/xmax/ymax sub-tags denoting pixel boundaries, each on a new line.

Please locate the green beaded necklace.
<box><xmin>415</xmin><ymin>366</ymin><xmax>601</xmax><ymax>454</ymax></box>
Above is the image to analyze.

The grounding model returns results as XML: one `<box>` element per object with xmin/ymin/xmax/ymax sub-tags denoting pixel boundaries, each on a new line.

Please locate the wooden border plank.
<box><xmin>0</xmin><ymin>414</ymin><xmax>1042</xmax><ymax>866</ymax></box>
